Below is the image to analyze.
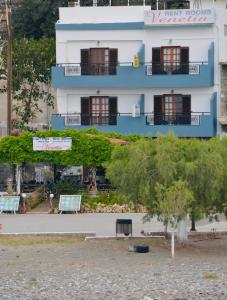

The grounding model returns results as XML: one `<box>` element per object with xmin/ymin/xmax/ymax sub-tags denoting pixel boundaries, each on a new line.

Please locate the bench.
<box><xmin>0</xmin><ymin>196</ymin><xmax>20</xmax><ymax>214</ymax></box>
<box><xmin>59</xmin><ymin>195</ymin><xmax>82</xmax><ymax>214</ymax></box>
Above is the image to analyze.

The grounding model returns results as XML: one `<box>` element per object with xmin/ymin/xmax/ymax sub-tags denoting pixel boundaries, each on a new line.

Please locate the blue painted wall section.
<box><xmin>138</xmin><ymin>44</ymin><xmax>145</xmax><ymax>64</ymax></box>
<box><xmin>52</xmin><ymin>93</ymin><xmax>217</xmax><ymax>138</ymax></box>
<box><xmin>56</xmin><ymin>22</ymin><xmax>213</xmax><ymax>31</ymax></box>
<box><xmin>52</xmin><ymin>43</ymin><xmax>214</xmax><ymax>89</ymax></box>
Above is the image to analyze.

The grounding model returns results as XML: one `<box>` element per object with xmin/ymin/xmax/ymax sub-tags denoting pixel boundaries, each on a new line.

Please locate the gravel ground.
<box><xmin>0</xmin><ymin>236</ymin><xmax>226</xmax><ymax>300</ymax></box>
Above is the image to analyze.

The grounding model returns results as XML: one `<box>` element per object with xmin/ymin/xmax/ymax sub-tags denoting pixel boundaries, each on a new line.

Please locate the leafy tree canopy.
<box><xmin>12</xmin><ymin>0</ymin><xmax>68</xmax><ymax>39</ymax></box>
<box><xmin>106</xmin><ymin>134</ymin><xmax>227</xmax><ymax>220</ymax></box>
<box><xmin>0</xmin><ymin>129</ymin><xmax>113</xmax><ymax>167</ymax></box>
<box><xmin>0</xmin><ymin>37</ymin><xmax>55</xmax><ymax>129</ymax></box>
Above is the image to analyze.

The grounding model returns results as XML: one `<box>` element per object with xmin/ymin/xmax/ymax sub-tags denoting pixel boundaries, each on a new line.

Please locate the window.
<box><xmin>152</xmin><ymin>47</ymin><xmax>189</xmax><ymax>74</ymax></box>
<box><xmin>150</xmin><ymin>0</ymin><xmax>190</xmax><ymax>9</ymax></box>
<box><xmin>81</xmin><ymin>97</ymin><xmax>117</xmax><ymax>125</ymax></box>
<box><xmin>163</xmin><ymin>94</ymin><xmax>183</xmax><ymax>123</ymax></box>
<box><xmin>81</xmin><ymin>48</ymin><xmax>118</xmax><ymax>75</ymax></box>
<box><xmin>154</xmin><ymin>94</ymin><xmax>191</xmax><ymax>125</ymax></box>
<box><xmin>91</xmin><ymin>97</ymin><xmax>109</xmax><ymax>125</ymax></box>
<box><xmin>90</xmin><ymin>49</ymin><xmax>109</xmax><ymax>75</ymax></box>
<box><xmin>161</xmin><ymin>47</ymin><xmax>181</xmax><ymax>73</ymax></box>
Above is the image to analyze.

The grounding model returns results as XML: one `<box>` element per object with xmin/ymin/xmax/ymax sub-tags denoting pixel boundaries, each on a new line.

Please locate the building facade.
<box><xmin>52</xmin><ymin>0</ymin><xmax>227</xmax><ymax>137</ymax></box>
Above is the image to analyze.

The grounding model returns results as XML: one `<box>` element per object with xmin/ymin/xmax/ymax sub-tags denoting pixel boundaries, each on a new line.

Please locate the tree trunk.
<box><xmin>16</xmin><ymin>164</ymin><xmax>21</xmax><ymax>195</ymax></box>
<box><xmin>176</xmin><ymin>215</ymin><xmax>188</xmax><ymax>242</ymax></box>
<box><xmin>190</xmin><ymin>210</ymin><xmax>196</xmax><ymax>231</ymax></box>
<box><xmin>191</xmin><ymin>218</ymin><xmax>196</xmax><ymax>231</ymax></box>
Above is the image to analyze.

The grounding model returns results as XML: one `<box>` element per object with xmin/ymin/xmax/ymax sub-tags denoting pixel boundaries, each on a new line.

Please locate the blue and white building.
<box><xmin>52</xmin><ymin>0</ymin><xmax>227</xmax><ymax>138</ymax></box>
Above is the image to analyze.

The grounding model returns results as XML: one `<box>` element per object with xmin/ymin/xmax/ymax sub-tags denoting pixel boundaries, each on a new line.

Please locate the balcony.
<box><xmin>52</xmin><ymin>61</ymin><xmax>213</xmax><ymax>89</ymax></box>
<box><xmin>68</xmin><ymin>0</ymin><xmax>190</xmax><ymax>9</ymax></box>
<box><xmin>52</xmin><ymin>44</ymin><xmax>214</xmax><ymax>89</ymax></box>
<box><xmin>52</xmin><ymin>93</ymin><xmax>217</xmax><ymax>138</ymax></box>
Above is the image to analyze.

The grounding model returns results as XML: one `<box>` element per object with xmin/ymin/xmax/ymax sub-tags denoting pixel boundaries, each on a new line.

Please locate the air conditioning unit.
<box><xmin>65</xmin><ymin>65</ymin><xmax>81</xmax><ymax>76</ymax></box>
<box><xmin>146</xmin><ymin>65</ymin><xmax>152</xmax><ymax>76</ymax></box>
<box><xmin>146</xmin><ymin>115</ymin><xmax>154</xmax><ymax>125</ymax></box>
<box><xmin>132</xmin><ymin>104</ymin><xmax>140</xmax><ymax>118</ymax></box>
<box><xmin>65</xmin><ymin>115</ymin><xmax>81</xmax><ymax>126</ymax></box>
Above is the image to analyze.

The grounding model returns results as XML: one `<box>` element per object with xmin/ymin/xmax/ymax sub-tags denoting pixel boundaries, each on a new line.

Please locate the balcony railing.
<box><xmin>71</xmin><ymin>0</ymin><xmax>190</xmax><ymax>9</ymax></box>
<box><xmin>54</xmin><ymin>112</ymin><xmax>207</xmax><ymax>127</ymax></box>
<box><xmin>146</xmin><ymin>113</ymin><xmax>203</xmax><ymax>126</ymax></box>
<box><xmin>59</xmin><ymin>61</ymin><xmax>205</xmax><ymax>76</ymax></box>
<box><xmin>75</xmin><ymin>0</ymin><xmax>156</xmax><ymax>7</ymax></box>
<box><xmin>62</xmin><ymin>113</ymin><xmax>117</xmax><ymax>125</ymax></box>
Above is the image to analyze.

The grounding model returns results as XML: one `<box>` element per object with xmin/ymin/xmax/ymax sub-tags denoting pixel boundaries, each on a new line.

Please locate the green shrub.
<box><xmin>53</xmin><ymin>180</ymin><xmax>80</xmax><ymax>195</ymax></box>
<box><xmin>82</xmin><ymin>191</ymin><xmax>128</xmax><ymax>209</ymax></box>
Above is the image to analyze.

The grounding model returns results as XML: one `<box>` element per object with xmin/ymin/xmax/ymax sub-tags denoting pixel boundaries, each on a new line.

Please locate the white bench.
<box><xmin>0</xmin><ymin>196</ymin><xmax>20</xmax><ymax>214</ymax></box>
<box><xmin>59</xmin><ymin>195</ymin><xmax>82</xmax><ymax>214</ymax></box>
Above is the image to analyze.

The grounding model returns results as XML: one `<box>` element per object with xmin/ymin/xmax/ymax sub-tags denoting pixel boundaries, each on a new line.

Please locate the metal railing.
<box><xmin>58</xmin><ymin>61</ymin><xmax>206</xmax><ymax>76</ymax></box>
<box><xmin>72</xmin><ymin>0</ymin><xmax>190</xmax><ymax>8</ymax></box>
<box><xmin>146</xmin><ymin>62</ymin><xmax>202</xmax><ymax>75</ymax></box>
<box><xmin>62</xmin><ymin>113</ymin><xmax>117</xmax><ymax>126</ymax></box>
<box><xmin>76</xmin><ymin>0</ymin><xmax>155</xmax><ymax>7</ymax></box>
<box><xmin>146</xmin><ymin>113</ymin><xmax>205</xmax><ymax>126</ymax></box>
<box><xmin>53</xmin><ymin>112</ymin><xmax>210</xmax><ymax>126</ymax></box>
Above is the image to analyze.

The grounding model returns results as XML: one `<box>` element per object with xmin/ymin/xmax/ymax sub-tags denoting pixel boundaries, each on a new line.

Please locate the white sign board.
<box><xmin>144</xmin><ymin>9</ymin><xmax>215</xmax><ymax>26</ymax></box>
<box><xmin>33</xmin><ymin>137</ymin><xmax>72</xmax><ymax>151</ymax></box>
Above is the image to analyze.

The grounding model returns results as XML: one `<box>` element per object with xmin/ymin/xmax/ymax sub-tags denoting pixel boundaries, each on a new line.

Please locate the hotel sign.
<box><xmin>144</xmin><ymin>9</ymin><xmax>215</xmax><ymax>26</ymax></box>
<box><xmin>33</xmin><ymin>137</ymin><xmax>72</xmax><ymax>151</ymax></box>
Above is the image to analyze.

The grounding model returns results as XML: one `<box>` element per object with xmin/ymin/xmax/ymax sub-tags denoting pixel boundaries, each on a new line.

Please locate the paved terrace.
<box><xmin>0</xmin><ymin>213</ymin><xmax>226</xmax><ymax>236</ymax></box>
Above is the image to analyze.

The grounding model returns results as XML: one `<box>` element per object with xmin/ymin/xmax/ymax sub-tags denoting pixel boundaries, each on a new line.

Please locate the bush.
<box><xmin>53</xmin><ymin>180</ymin><xmax>80</xmax><ymax>195</ymax></box>
<box><xmin>82</xmin><ymin>191</ymin><xmax>129</xmax><ymax>209</ymax></box>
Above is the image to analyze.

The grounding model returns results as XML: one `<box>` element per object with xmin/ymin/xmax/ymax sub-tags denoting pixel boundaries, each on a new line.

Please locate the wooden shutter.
<box><xmin>181</xmin><ymin>47</ymin><xmax>189</xmax><ymax>74</ymax></box>
<box><xmin>152</xmin><ymin>48</ymin><xmax>161</xmax><ymax>74</ymax></box>
<box><xmin>154</xmin><ymin>95</ymin><xmax>163</xmax><ymax>125</ymax></box>
<box><xmin>81</xmin><ymin>49</ymin><xmax>89</xmax><ymax>75</ymax></box>
<box><xmin>109</xmin><ymin>49</ymin><xmax>118</xmax><ymax>75</ymax></box>
<box><xmin>109</xmin><ymin>97</ymin><xmax>117</xmax><ymax>125</ymax></box>
<box><xmin>182</xmin><ymin>95</ymin><xmax>191</xmax><ymax>124</ymax></box>
<box><xmin>81</xmin><ymin>97</ymin><xmax>90</xmax><ymax>125</ymax></box>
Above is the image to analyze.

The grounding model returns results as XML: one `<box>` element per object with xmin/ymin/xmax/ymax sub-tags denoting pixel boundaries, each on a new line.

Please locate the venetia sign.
<box><xmin>144</xmin><ymin>9</ymin><xmax>215</xmax><ymax>26</ymax></box>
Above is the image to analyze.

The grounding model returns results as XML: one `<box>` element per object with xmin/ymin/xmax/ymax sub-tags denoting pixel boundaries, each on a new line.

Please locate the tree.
<box><xmin>0</xmin><ymin>37</ymin><xmax>55</xmax><ymax>129</ymax></box>
<box><xmin>156</xmin><ymin>180</ymin><xmax>194</xmax><ymax>246</ymax></box>
<box><xmin>12</xmin><ymin>0</ymin><xmax>68</xmax><ymax>39</ymax></box>
<box><xmin>106</xmin><ymin>134</ymin><xmax>225</xmax><ymax>234</ymax></box>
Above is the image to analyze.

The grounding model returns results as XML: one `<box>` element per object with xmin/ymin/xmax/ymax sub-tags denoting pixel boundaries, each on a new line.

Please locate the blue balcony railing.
<box><xmin>52</xmin><ymin>60</ymin><xmax>213</xmax><ymax>88</ymax></box>
<box><xmin>51</xmin><ymin>111</ymin><xmax>215</xmax><ymax>138</ymax></box>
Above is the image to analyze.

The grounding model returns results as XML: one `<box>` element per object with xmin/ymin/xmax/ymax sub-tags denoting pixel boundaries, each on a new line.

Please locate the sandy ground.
<box><xmin>0</xmin><ymin>235</ymin><xmax>226</xmax><ymax>300</ymax></box>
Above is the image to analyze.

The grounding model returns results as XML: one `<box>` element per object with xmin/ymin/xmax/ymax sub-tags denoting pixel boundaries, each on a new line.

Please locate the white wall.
<box><xmin>59</xmin><ymin>7</ymin><xmax>146</xmax><ymax>24</ymax></box>
<box><xmin>65</xmin><ymin>40</ymin><xmax>142</xmax><ymax>63</ymax></box>
<box><xmin>56</xmin><ymin>28</ymin><xmax>214</xmax><ymax>64</ymax></box>
<box><xmin>56</xmin><ymin>88</ymin><xmax>212</xmax><ymax>115</ymax></box>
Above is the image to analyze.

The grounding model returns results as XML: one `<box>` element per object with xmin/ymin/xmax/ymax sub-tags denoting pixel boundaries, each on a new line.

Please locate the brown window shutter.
<box><xmin>109</xmin><ymin>49</ymin><xmax>118</xmax><ymax>75</ymax></box>
<box><xmin>81</xmin><ymin>97</ymin><xmax>91</xmax><ymax>125</ymax></box>
<box><xmin>152</xmin><ymin>48</ymin><xmax>161</xmax><ymax>74</ymax></box>
<box><xmin>182</xmin><ymin>95</ymin><xmax>191</xmax><ymax>124</ymax></box>
<box><xmin>181</xmin><ymin>47</ymin><xmax>189</xmax><ymax>74</ymax></box>
<box><xmin>109</xmin><ymin>97</ymin><xmax>117</xmax><ymax>125</ymax></box>
<box><xmin>154</xmin><ymin>95</ymin><xmax>163</xmax><ymax>125</ymax></box>
<box><xmin>81</xmin><ymin>49</ymin><xmax>89</xmax><ymax>75</ymax></box>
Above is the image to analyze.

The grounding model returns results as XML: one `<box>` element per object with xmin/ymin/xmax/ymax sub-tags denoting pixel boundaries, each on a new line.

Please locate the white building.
<box><xmin>51</xmin><ymin>0</ymin><xmax>227</xmax><ymax>138</ymax></box>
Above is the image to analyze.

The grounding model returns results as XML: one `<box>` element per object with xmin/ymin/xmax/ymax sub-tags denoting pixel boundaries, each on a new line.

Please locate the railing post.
<box><xmin>109</xmin><ymin>0</ymin><xmax>111</xmax><ymax>6</ymax></box>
